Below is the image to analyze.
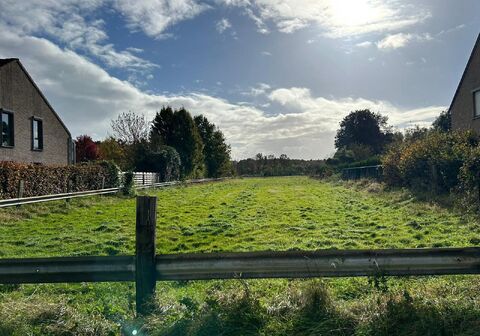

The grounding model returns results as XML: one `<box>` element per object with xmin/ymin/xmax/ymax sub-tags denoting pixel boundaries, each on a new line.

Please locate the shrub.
<box><xmin>121</xmin><ymin>171</ymin><xmax>135</xmax><ymax>196</ymax></box>
<box><xmin>0</xmin><ymin>161</ymin><xmax>120</xmax><ymax>200</ymax></box>
<box><xmin>382</xmin><ymin>131</ymin><xmax>478</xmax><ymax>194</ymax></box>
<box><xmin>458</xmin><ymin>146</ymin><xmax>480</xmax><ymax>212</ymax></box>
<box><xmin>136</xmin><ymin>146</ymin><xmax>181</xmax><ymax>182</ymax></box>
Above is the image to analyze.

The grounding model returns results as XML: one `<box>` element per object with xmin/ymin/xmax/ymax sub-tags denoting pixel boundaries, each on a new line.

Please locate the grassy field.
<box><xmin>0</xmin><ymin>177</ymin><xmax>480</xmax><ymax>335</ymax></box>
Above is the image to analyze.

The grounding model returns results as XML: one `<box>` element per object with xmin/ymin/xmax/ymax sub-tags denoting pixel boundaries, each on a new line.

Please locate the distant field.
<box><xmin>1</xmin><ymin>177</ymin><xmax>480</xmax><ymax>335</ymax></box>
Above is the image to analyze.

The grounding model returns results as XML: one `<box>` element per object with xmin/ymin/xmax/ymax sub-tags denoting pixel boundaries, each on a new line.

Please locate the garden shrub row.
<box><xmin>0</xmin><ymin>160</ymin><xmax>120</xmax><ymax>200</ymax></box>
<box><xmin>382</xmin><ymin>130</ymin><xmax>480</xmax><ymax>210</ymax></box>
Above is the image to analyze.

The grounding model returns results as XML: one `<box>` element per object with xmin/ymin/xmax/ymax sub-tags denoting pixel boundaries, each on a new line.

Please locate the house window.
<box><xmin>0</xmin><ymin>110</ymin><xmax>14</xmax><ymax>147</ymax></box>
<box><xmin>475</xmin><ymin>90</ymin><xmax>480</xmax><ymax>118</ymax></box>
<box><xmin>32</xmin><ymin>118</ymin><xmax>43</xmax><ymax>151</ymax></box>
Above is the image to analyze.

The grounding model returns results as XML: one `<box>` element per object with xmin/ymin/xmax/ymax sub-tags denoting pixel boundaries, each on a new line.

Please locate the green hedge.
<box><xmin>382</xmin><ymin>131</ymin><xmax>478</xmax><ymax>193</ymax></box>
<box><xmin>0</xmin><ymin>160</ymin><xmax>120</xmax><ymax>200</ymax></box>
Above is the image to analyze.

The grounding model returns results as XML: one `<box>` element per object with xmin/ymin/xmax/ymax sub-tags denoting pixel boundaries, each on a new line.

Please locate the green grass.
<box><xmin>1</xmin><ymin>177</ymin><xmax>480</xmax><ymax>335</ymax></box>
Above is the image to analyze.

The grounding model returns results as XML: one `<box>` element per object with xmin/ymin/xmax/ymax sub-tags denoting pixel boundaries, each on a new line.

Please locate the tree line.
<box><xmin>75</xmin><ymin>107</ymin><xmax>233</xmax><ymax>180</ymax></box>
<box><xmin>234</xmin><ymin>154</ymin><xmax>328</xmax><ymax>177</ymax></box>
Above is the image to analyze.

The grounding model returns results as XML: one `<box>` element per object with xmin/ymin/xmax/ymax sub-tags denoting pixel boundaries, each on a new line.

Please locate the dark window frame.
<box><xmin>31</xmin><ymin>116</ymin><xmax>44</xmax><ymax>151</ymax></box>
<box><xmin>474</xmin><ymin>88</ymin><xmax>480</xmax><ymax>119</ymax></box>
<box><xmin>0</xmin><ymin>108</ymin><xmax>14</xmax><ymax>148</ymax></box>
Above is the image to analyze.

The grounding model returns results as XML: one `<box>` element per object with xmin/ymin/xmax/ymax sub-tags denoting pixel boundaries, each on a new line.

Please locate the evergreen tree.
<box><xmin>151</xmin><ymin>107</ymin><xmax>204</xmax><ymax>178</ymax></box>
<box><xmin>194</xmin><ymin>115</ymin><xmax>232</xmax><ymax>177</ymax></box>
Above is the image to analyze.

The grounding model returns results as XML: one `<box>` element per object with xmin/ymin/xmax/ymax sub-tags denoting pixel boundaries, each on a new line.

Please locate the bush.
<box><xmin>136</xmin><ymin>146</ymin><xmax>181</xmax><ymax>182</ymax></box>
<box><xmin>458</xmin><ymin>146</ymin><xmax>480</xmax><ymax>212</ymax></box>
<box><xmin>121</xmin><ymin>171</ymin><xmax>135</xmax><ymax>196</ymax></box>
<box><xmin>0</xmin><ymin>161</ymin><xmax>120</xmax><ymax>200</ymax></box>
<box><xmin>382</xmin><ymin>131</ymin><xmax>479</xmax><ymax>194</ymax></box>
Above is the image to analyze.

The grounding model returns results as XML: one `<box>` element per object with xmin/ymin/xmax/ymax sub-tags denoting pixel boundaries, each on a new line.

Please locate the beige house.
<box><xmin>450</xmin><ymin>34</ymin><xmax>480</xmax><ymax>133</ymax></box>
<box><xmin>0</xmin><ymin>58</ymin><xmax>74</xmax><ymax>165</ymax></box>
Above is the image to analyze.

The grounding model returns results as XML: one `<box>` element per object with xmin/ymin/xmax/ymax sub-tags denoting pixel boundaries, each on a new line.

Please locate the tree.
<box><xmin>194</xmin><ymin>115</ymin><xmax>232</xmax><ymax>177</ymax></box>
<box><xmin>98</xmin><ymin>137</ymin><xmax>127</xmax><ymax>169</ymax></box>
<box><xmin>135</xmin><ymin>144</ymin><xmax>181</xmax><ymax>181</ymax></box>
<box><xmin>150</xmin><ymin>106</ymin><xmax>175</xmax><ymax>148</ymax></box>
<box><xmin>75</xmin><ymin>135</ymin><xmax>98</xmax><ymax>162</ymax></box>
<box><xmin>432</xmin><ymin>110</ymin><xmax>452</xmax><ymax>133</ymax></box>
<box><xmin>150</xmin><ymin>107</ymin><xmax>204</xmax><ymax>178</ymax></box>
<box><xmin>111</xmin><ymin>111</ymin><xmax>149</xmax><ymax>144</ymax></box>
<box><xmin>335</xmin><ymin>109</ymin><xmax>393</xmax><ymax>154</ymax></box>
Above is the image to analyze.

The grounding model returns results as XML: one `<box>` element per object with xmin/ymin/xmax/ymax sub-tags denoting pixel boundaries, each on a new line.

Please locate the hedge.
<box><xmin>382</xmin><ymin>131</ymin><xmax>479</xmax><ymax>193</ymax></box>
<box><xmin>0</xmin><ymin>160</ymin><xmax>120</xmax><ymax>200</ymax></box>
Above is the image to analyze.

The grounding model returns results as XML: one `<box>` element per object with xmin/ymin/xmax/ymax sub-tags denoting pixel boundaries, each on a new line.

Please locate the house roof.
<box><xmin>449</xmin><ymin>33</ymin><xmax>480</xmax><ymax>112</ymax></box>
<box><xmin>0</xmin><ymin>58</ymin><xmax>72</xmax><ymax>138</ymax></box>
<box><xmin>0</xmin><ymin>58</ymin><xmax>19</xmax><ymax>67</ymax></box>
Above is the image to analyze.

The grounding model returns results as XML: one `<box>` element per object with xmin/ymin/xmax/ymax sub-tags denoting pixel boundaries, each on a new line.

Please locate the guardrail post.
<box><xmin>17</xmin><ymin>180</ymin><xmax>24</xmax><ymax>199</ymax></box>
<box><xmin>136</xmin><ymin>196</ymin><xmax>157</xmax><ymax>316</ymax></box>
<box><xmin>16</xmin><ymin>180</ymin><xmax>24</xmax><ymax>208</ymax></box>
<box><xmin>66</xmin><ymin>180</ymin><xmax>73</xmax><ymax>204</ymax></box>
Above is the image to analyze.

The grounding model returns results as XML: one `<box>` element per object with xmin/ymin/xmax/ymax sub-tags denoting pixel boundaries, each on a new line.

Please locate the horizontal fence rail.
<box><xmin>1</xmin><ymin>248</ymin><xmax>479</xmax><ymax>285</ymax></box>
<box><xmin>0</xmin><ymin>178</ymin><xmax>225</xmax><ymax>208</ymax></box>
<box><xmin>0</xmin><ymin>256</ymin><xmax>135</xmax><ymax>284</ymax></box>
<box><xmin>155</xmin><ymin>248</ymin><xmax>480</xmax><ymax>280</ymax></box>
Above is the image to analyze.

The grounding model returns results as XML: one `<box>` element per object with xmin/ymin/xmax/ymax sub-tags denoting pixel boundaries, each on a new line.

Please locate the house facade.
<box><xmin>0</xmin><ymin>58</ymin><xmax>74</xmax><ymax>165</ymax></box>
<box><xmin>450</xmin><ymin>34</ymin><xmax>480</xmax><ymax>133</ymax></box>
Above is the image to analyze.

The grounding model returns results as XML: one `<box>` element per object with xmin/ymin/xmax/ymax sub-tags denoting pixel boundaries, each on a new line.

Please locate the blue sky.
<box><xmin>0</xmin><ymin>0</ymin><xmax>479</xmax><ymax>159</ymax></box>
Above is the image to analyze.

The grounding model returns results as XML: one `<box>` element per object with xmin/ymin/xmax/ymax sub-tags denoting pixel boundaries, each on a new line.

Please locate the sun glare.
<box><xmin>328</xmin><ymin>0</ymin><xmax>382</xmax><ymax>27</ymax></box>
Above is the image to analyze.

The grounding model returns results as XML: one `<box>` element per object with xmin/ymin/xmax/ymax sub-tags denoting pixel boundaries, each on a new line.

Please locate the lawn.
<box><xmin>0</xmin><ymin>177</ymin><xmax>479</xmax><ymax>335</ymax></box>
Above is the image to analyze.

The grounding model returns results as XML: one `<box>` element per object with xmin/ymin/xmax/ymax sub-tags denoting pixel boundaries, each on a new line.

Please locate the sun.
<box><xmin>328</xmin><ymin>0</ymin><xmax>382</xmax><ymax>27</ymax></box>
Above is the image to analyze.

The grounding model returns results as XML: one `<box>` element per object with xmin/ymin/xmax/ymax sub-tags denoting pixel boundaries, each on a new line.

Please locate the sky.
<box><xmin>0</xmin><ymin>0</ymin><xmax>479</xmax><ymax>159</ymax></box>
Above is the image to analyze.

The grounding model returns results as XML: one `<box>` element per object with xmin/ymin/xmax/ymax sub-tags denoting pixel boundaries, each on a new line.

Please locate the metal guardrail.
<box><xmin>0</xmin><ymin>178</ymin><xmax>225</xmax><ymax>208</ymax></box>
<box><xmin>1</xmin><ymin>248</ymin><xmax>479</xmax><ymax>285</ymax></box>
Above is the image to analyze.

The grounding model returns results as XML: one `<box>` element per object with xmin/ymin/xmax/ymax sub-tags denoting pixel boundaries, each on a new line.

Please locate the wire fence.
<box><xmin>341</xmin><ymin>165</ymin><xmax>383</xmax><ymax>180</ymax></box>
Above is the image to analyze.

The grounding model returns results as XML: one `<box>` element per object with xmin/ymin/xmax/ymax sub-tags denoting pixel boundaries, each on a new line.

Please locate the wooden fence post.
<box><xmin>66</xmin><ymin>180</ymin><xmax>73</xmax><ymax>204</ymax></box>
<box><xmin>135</xmin><ymin>196</ymin><xmax>157</xmax><ymax>316</ymax></box>
<box><xmin>17</xmin><ymin>180</ymin><xmax>24</xmax><ymax>199</ymax></box>
<box><xmin>16</xmin><ymin>180</ymin><xmax>24</xmax><ymax>208</ymax></box>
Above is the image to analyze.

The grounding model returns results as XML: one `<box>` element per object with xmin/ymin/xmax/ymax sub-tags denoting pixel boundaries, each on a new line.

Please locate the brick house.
<box><xmin>0</xmin><ymin>58</ymin><xmax>74</xmax><ymax>165</ymax></box>
<box><xmin>450</xmin><ymin>34</ymin><xmax>480</xmax><ymax>133</ymax></box>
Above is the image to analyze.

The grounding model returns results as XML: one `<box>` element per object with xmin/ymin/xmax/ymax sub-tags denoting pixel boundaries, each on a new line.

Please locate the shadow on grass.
<box><xmin>144</xmin><ymin>281</ymin><xmax>480</xmax><ymax>336</ymax></box>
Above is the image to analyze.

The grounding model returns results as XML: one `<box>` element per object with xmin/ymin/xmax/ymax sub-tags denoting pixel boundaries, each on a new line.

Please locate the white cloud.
<box><xmin>216</xmin><ymin>18</ymin><xmax>232</xmax><ymax>33</ymax></box>
<box><xmin>243</xmin><ymin>83</ymin><xmax>271</xmax><ymax>96</ymax></box>
<box><xmin>356</xmin><ymin>41</ymin><xmax>373</xmax><ymax>48</ymax></box>
<box><xmin>377</xmin><ymin>32</ymin><xmax>433</xmax><ymax>50</ymax></box>
<box><xmin>223</xmin><ymin>0</ymin><xmax>431</xmax><ymax>38</ymax></box>
<box><xmin>114</xmin><ymin>0</ymin><xmax>209</xmax><ymax>38</ymax></box>
<box><xmin>261</xmin><ymin>51</ymin><xmax>272</xmax><ymax>56</ymax></box>
<box><xmin>0</xmin><ymin>0</ymin><xmax>157</xmax><ymax>70</ymax></box>
<box><xmin>0</xmin><ymin>29</ymin><xmax>443</xmax><ymax>160</ymax></box>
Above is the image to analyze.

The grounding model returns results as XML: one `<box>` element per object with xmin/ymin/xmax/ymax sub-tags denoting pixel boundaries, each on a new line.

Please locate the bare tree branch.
<box><xmin>111</xmin><ymin>111</ymin><xmax>149</xmax><ymax>144</ymax></box>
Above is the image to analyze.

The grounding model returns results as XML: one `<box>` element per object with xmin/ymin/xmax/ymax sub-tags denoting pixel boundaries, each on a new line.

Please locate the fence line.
<box><xmin>1</xmin><ymin>248</ymin><xmax>479</xmax><ymax>285</ymax></box>
<box><xmin>0</xmin><ymin>178</ymin><xmax>226</xmax><ymax>208</ymax></box>
<box><xmin>1</xmin><ymin>196</ymin><xmax>480</xmax><ymax>316</ymax></box>
<box><xmin>341</xmin><ymin>165</ymin><xmax>383</xmax><ymax>180</ymax></box>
